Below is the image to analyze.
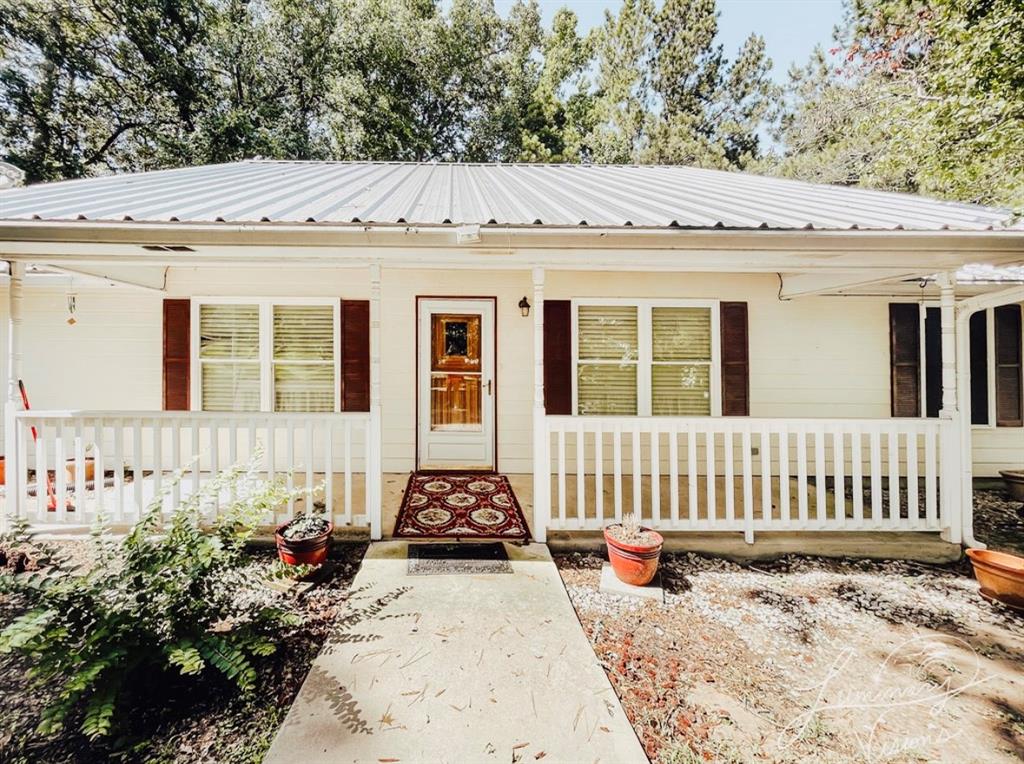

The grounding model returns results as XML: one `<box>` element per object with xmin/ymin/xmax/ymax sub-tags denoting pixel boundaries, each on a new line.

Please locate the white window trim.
<box><xmin>190</xmin><ymin>297</ymin><xmax>341</xmax><ymax>413</ymax></box>
<box><xmin>570</xmin><ymin>298</ymin><xmax>722</xmax><ymax>417</ymax></box>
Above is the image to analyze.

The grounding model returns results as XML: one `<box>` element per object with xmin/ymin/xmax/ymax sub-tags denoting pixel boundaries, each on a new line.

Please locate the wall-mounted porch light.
<box><xmin>518</xmin><ymin>296</ymin><xmax>531</xmax><ymax>317</ymax></box>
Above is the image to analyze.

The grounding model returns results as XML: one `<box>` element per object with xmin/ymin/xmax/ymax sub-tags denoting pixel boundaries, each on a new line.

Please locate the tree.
<box><xmin>582</xmin><ymin>0</ymin><xmax>654</xmax><ymax>163</ymax></box>
<box><xmin>770</xmin><ymin>0</ymin><xmax>1024</xmax><ymax>214</ymax></box>
<box><xmin>0</xmin><ymin>0</ymin><xmax>215</xmax><ymax>180</ymax></box>
<box><xmin>643</xmin><ymin>0</ymin><xmax>776</xmax><ymax>168</ymax></box>
<box><xmin>1</xmin><ymin>0</ymin><xmax>785</xmax><ymax>182</ymax></box>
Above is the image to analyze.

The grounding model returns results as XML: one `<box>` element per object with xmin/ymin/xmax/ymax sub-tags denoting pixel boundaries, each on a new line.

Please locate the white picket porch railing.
<box><xmin>7</xmin><ymin>410</ymin><xmax>376</xmax><ymax>531</ymax></box>
<box><xmin>540</xmin><ymin>416</ymin><xmax>951</xmax><ymax>541</ymax></box>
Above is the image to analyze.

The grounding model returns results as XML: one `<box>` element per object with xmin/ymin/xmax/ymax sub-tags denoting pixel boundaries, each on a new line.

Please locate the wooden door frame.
<box><xmin>415</xmin><ymin>295</ymin><xmax>498</xmax><ymax>472</ymax></box>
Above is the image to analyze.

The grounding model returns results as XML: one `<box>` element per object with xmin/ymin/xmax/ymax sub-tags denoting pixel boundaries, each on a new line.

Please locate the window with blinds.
<box><xmin>199</xmin><ymin>304</ymin><xmax>261</xmax><ymax>411</ymax></box>
<box><xmin>197</xmin><ymin>301</ymin><xmax>338</xmax><ymax>412</ymax></box>
<box><xmin>651</xmin><ymin>307</ymin><xmax>712</xmax><ymax>415</ymax></box>
<box><xmin>273</xmin><ymin>305</ymin><xmax>335</xmax><ymax>412</ymax></box>
<box><xmin>575</xmin><ymin>302</ymin><xmax>718</xmax><ymax>416</ymax></box>
<box><xmin>576</xmin><ymin>305</ymin><xmax>638</xmax><ymax>415</ymax></box>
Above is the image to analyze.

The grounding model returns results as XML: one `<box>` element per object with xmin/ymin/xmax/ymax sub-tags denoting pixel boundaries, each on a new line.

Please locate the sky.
<box><xmin>491</xmin><ymin>0</ymin><xmax>846</xmax><ymax>85</ymax></box>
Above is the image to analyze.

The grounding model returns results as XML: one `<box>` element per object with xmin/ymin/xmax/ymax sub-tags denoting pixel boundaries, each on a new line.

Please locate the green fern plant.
<box><xmin>0</xmin><ymin>450</ymin><xmax>317</xmax><ymax>740</ymax></box>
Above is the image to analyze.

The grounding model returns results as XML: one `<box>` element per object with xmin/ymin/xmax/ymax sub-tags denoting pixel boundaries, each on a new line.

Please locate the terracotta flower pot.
<box><xmin>966</xmin><ymin>548</ymin><xmax>1024</xmax><ymax>611</ymax></box>
<box><xmin>65</xmin><ymin>457</ymin><xmax>96</xmax><ymax>484</ymax></box>
<box><xmin>275</xmin><ymin>520</ymin><xmax>333</xmax><ymax>566</ymax></box>
<box><xmin>999</xmin><ymin>470</ymin><xmax>1024</xmax><ymax>503</ymax></box>
<box><xmin>604</xmin><ymin>525</ymin><xmax>664</xmax><ymax>587</ymax></box>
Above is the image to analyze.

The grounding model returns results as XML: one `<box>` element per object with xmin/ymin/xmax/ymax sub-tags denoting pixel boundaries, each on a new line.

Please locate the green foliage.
<box><xmin>0</xmin><ymin>0</ymin><xmax>778</xmax><ymax>179</ymax></box>
<box><xmin>6</xmin><ymin>0</ymin><xmax>1014</xmax><ymax>209</ymax></box>
<box><xmin>0</xmin><ymin>452</ymin><xmax>312</xmax><ymax>740</ymax></box>
<box><xmin>769</xmin><ymin>0</ymin><xmax>1024</xmax><ymax>215</ymax></box>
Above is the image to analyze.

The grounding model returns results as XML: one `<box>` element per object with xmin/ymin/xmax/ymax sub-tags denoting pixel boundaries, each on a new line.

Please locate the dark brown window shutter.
<box><xmin>969</xmin><ymin>311</ymin><xmax>989</xmax><ymax>425</ymax></box>
<box><xmin>340</xmin><ymin>299</ymin><xmax>370</xmax><ymax>412</ymax></box>
<box><xmin>994</xmin><ymin>304</ymin><xmax>1023</xmax><ymax>427</ymax></box>
<box><xmin>162</xmin><ymin>299</ymin><xmax>190</xmax><ymax>411</ymax></box>
<box><xmin>543</xmin><ymin>300</ymin><xmax>572</xmax><ymax>414</ymax></box>
<box><xmin>889</xmin><ymin>304</ymin><xmax>921</xmax><ymax>417</ymax></box>
<box><xmin>720</xmin><ymin>302</ymin><xmax>749</xmax><ymax>416</ymax></box>
<box><xmin>923</xmin><ymin>307</ymin><xmax>942</xmax><ymax>418</ymax></box>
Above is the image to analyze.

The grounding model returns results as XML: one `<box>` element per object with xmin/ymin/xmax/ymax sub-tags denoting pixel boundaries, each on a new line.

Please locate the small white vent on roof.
<box><xmin>456</xmin><ymin>224</ymin><xmax>481</xmax><ymax>244</ymax></box>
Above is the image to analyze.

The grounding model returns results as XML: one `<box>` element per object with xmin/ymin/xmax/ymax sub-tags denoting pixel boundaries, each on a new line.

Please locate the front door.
<box><xmin>417</xmin><ymin>298</ymin><xmax>496</xmax><ymax>470</ymax></box>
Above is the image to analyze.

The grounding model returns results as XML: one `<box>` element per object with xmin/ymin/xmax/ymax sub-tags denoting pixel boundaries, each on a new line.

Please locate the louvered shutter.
<box><xmin>995</xmin><ymin>305</ymin><xmax>1023</xmax><ymax>427</ymax></box>
<box><xmin>969</xmin><ymin>311</ymin><xmax>989</xmax><ymax>425</ymax></box>
<box><xmin>576</xmin><ymin>305</ymin><xmax>638</xmax><ymax>415</ymax></box>
<box><xmin>340</xmin><ymin>300</ymin><xmax>370</xmax><ymax>412</ymax></box>
<box><xmin>198</xmin><ymin>304</ymin><xmax>261</xmax><ymax>411</ymax></box>
<box><xmin>543</xmin><ymin>300</ymin><xmax>572</xmax><ymax>415</ymax></box>
<box><xmin>273</xmin><ymin>305</ymin><xmax>335</xmax><ymax>412</ymax></box>
<box><xmin>889</xmin><ymin>304</ymin><xmax>921</xmax><ymax>417</ymax></box>
<box><xmin>651</xmin><ymin>307</ymin><xmax>712</xmax><ymax>415</ymax></box>
<box><xmin>163</xmin><ymin>299</ymin><xmax>190</xmax><ymax>411</ymax></box>
<box><xmin>720</xmin><ymin>302</ymin><xmax>749</xmax><ymax>416</ymax></box>
<box><xmin>923</xmin><ymin>307</ymin><xmax>942</xmax><ymax>418</ymax></box>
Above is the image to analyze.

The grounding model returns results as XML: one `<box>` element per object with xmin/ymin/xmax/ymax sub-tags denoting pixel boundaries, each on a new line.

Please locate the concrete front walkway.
<box><xmin>265</xmin><ymin>542</ymin><xmax>647</xmax><ymax>764</ymax></box>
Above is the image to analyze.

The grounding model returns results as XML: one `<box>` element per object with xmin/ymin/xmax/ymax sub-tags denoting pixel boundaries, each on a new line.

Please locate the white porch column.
<box><xmin>367</xmin><ymin>263</ymin><xmax>383</xmax><ymax>540</ymax></box>
<box><xmin>936</xmin><ymin>273</ymin><xmax>962</xmax><ymax>544</ymax></box>
<box><xmin>4</xmin><ymin>261</ymin><xmax>25</xmax><ymax>530</ymax></box>
<box><xmin>531</xmin><ymin>266</ymin><xmax>550</xmax><ymax>543</ymax></box>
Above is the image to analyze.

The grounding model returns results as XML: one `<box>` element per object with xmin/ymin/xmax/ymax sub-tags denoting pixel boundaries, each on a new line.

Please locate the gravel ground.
<box><xmin>557</xmin><ymin>488</ymin><xmax>1024</xmax><ymax>764</ymax></box>
<box><xmin>974</xmin><ymin>489</ymin><xmax>1024</xmax><ymax>556</ymax></box>
<box><xmin>0</xmin><ymin>541</ymin><xmax>366</xmax><ymax>764</ymax></box>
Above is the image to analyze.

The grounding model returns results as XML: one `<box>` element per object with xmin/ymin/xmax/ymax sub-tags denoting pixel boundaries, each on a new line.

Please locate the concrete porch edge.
<box><xmin>546</xmin><ymin>530</ymin><xmax>964</xmax><ymax>564</ymax></box>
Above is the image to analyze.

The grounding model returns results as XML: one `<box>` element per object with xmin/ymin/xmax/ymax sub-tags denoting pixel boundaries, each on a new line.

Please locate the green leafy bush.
<box><xmin>0</xmin><ymin>452</ymin><xmax>316</xmax><ymax>740</ymax></box>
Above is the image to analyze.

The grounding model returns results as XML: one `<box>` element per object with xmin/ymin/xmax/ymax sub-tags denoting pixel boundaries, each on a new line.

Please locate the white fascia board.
<box><xmin>1</xmin><ymin>221</ymin><xmax>1022</xmax><ymax>272</ymax></box>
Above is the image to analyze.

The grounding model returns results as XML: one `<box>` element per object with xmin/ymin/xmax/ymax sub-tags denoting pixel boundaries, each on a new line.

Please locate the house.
<box><xmin>0</xmin><ymin>161</ymin><xmax>1021</xmax><ymax>549</ymax></box>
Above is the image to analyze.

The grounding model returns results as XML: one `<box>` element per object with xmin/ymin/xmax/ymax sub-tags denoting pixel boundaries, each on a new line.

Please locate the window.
<box><xmin>574</xmin><ymin>300</ymin><xmax>719</xmax><ymax>416</ymax></box>
<box><xmin>195</xmin><ymin>300</ymin><xmax>339</xmax><ymax>412</ymax></box>
<box><xmin>967</xmin><ymin>305</ymin><xmax>1024</xmax><ymax>427</ymax></box>
<box><xmin>890</xmin><ymin>303</ymin><xmax>944</xmax><ymax>419</ymax></box>
<box><xmin>199</xmin><ymin>304</ymin><xmax>261</xmax><ymax>411</ymax></box>
<box><xmin>896</xmin><ymin>302</ymin><xmax>1024</xmax><ymax>426</ymax></box>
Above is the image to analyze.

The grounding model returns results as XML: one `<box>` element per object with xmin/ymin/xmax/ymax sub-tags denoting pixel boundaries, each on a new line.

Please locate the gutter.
<box><xmin>955</xmin><ymin>284</ymin><xmax>1024</xmax><ymax>548</ymax></box>
<box><xmin>1</xmin><ymin>218</ymin><xmax>1023</xmax><ymax>251</ymax></box>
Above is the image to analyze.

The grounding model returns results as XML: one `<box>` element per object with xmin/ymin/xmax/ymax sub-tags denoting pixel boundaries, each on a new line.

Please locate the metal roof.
<box><xmin>0</xmin><ymin>160</ymin><xmax>1019</xmax><ymax>231</ymax></box>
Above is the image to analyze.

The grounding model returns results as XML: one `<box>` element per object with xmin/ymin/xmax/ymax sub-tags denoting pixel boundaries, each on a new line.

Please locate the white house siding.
<box><xmin>0</xmin><ymin>267</ymin><xmax>1020</xmax><ymax>476</ymax></box>
<box><xmin>973</xmin><ymin>429</ymin><xmax>1024</xmax><ymax>478</ymax></box>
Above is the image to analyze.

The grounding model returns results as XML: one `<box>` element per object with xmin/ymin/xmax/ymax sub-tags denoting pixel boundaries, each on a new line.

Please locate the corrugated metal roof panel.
<box><xmin>0</xmin><ymin>160</ymin><xmax>1018</xmax><ymax>231</ymax></box>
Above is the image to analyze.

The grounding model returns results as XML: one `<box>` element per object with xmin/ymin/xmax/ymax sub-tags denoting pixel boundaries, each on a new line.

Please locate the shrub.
<box><xmin>0</xmin><ymin>452</ymin><xmax>316</xmax><ymax>740</ymax></box>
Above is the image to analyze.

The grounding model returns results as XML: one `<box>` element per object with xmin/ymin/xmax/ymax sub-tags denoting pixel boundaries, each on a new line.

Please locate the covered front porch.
<box><xmin>1</xmin><ymin>227</ymin><xmax>1021</xmax><ymax>550</ymax></box>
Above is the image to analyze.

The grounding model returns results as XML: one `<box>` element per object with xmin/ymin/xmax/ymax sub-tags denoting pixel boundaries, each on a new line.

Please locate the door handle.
<box><xmin>485</xmin><ymin>380</ymin><xmax>493</xmax><ymax>395</ymax></box>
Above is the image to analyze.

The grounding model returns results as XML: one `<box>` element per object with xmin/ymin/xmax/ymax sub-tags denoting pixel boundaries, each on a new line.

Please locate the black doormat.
<box><xmin>406</xmin><ymin>542</ymin><xmax>513</xmax><ymax>576</ymax></box>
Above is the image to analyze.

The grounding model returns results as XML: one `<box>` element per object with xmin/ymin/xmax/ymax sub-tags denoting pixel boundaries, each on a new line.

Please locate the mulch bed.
<box><xmin>0</xmin><ymin>541</ymin><xmax>366</xmax><ymax>764</ymax></box>
<box><xmin>974</xmin><ymin>489</ymin><xmax>1024</xmax><ymax>556</ymax></box>
<box><xmin>556</xmin><ymin>487</ymin><xmax>1024</xmax><ymax>764</ymax></box>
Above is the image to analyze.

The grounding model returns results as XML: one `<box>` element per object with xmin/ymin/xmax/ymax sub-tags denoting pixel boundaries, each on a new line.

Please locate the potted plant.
<box><xmin>275</xmin><ymin>513</ymin><xmax>333</xmax><ymax>566</ymax></box>
<box><xmin>998</xmin><ymin>469</ymin><xmax>1024</xmax><ymax>503</ymax></box>
<box><xmin>604</xmin><ymin>512</ymin><xmax>664</xmax><ymax>587</ymax></box>
<box><xmin>64</xmin><ymin>444</ymin><xmax>96</xmax><ymax>484</ymax></box>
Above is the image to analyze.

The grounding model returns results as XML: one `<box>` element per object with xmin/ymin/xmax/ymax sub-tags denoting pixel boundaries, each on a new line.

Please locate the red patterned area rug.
<box><xmin>394</xmin><ymin>474</ymin><xmax>530</xmax><ymax>540</ymax></box>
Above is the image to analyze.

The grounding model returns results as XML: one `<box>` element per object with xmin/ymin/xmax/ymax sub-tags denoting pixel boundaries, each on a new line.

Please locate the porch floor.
<box><xmin>10</xmin><ymin>471</ymin><xmax>961</xmax><ymax>563</ymax></box>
